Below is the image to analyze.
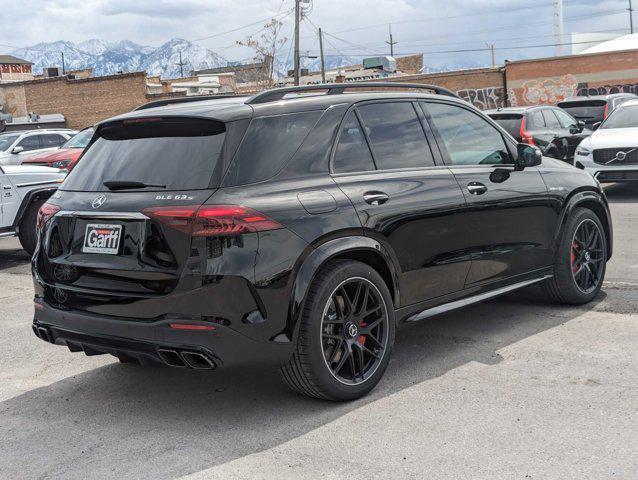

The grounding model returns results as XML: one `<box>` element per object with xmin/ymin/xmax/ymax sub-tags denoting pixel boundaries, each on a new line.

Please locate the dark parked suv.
<box><xmin>486</xmin><ymin>105</ymin><xmax>590</xmax><ymax>162</ymax></box>
<box><xmin>32</xmin><ymin>83</ymin><xmax>612</xmax><ymax>401</ymax></box>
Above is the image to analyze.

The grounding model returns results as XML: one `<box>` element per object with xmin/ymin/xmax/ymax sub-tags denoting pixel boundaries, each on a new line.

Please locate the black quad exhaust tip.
<box><xmin>33</xmin><ymin>325</ymin><xmax>55</xmax><ymax>344</ymax></box>
<box><xmin>157</xmin><ymin>348</ymin><xmax>187</xmax><ymax>367</ymax></box>
<box><xmin>181</xmin><ymin>350</ymin><xmax>216</xmax><ymax>370</ymax></box>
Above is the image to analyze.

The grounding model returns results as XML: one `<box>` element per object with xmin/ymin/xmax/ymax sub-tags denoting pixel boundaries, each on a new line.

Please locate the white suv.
<box><xmin>0</xmin><ymin>164</ymin><xmax>66</xmax><ymax>254</ymax></box>
<box><xmin>574</xmin><ymin>99</ymin><xmax>638</xmax><ymax>183</ymax></box>
<box><xmin>0</xmin><ymin>129</ymin><xmax>77</xmax><ymax>166</ymax></box>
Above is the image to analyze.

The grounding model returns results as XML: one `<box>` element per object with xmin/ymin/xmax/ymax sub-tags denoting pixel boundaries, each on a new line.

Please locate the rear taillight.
<box><xmin>603</xmin><ymin>102</ymin><xmax>609</xmax><ymax>120</ymax></box>
<box><xmin>142</xmin><ymin>205</ymin><xmax>283</xmax><ymax>236</ymax></box>
<box><xmin>36</xmin><ymin>203</ymin><xmax>61</xmax><ymax>229</ymax></box>
<box><xmin>519</xmin><ymin>117</ymin><xmax>536</xmax><ymax>146</ymax></box>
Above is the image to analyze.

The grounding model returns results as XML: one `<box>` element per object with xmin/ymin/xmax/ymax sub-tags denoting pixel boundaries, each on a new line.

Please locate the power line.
<box><xmin>309</xmin><ymin>9</ymin><xmax>627</xmax><ymax>56</ymax></box>
<box><xmin>318</xmin><ymin>36</ymin><xmax>638</xmax><ymax>57</ymax></box>
<box><xmin>191</xmin><ymin>9</ymin><xmax>294</xmax><ymax>43</ymax></box>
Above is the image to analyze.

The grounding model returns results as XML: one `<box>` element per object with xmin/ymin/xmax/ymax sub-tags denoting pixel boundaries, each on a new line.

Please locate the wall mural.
<box><xmin>521</xmin><ymin>74</ymin><xmax>578</xmax><ymax>105</ymax></box>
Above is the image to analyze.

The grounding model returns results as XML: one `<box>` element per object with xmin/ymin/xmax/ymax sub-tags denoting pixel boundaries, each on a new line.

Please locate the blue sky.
<box><xmin>0</xmin><ymin>0</ymin><xmax>634</xmax><ymax>68</ymax></box>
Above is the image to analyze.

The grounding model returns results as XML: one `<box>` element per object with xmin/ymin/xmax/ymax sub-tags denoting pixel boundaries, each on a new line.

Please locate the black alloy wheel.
<box><xmin>570</xmin><ymin>219</ymin><xmax>605</xmax><ymax>294</ymax></box>
<box><xmin>321</xmin><ymin>277</ymin><xmax>389</xmax><ymax>385</ymax></box>
<box><xmin>280</xmin><ymin>259</ymin><xmax>395</xmax><ymax>401</ymax></box>
<box><xmin>543</xmin><ymin>207</ymin><xmax>607</xmax><ymax>305</ymax></box>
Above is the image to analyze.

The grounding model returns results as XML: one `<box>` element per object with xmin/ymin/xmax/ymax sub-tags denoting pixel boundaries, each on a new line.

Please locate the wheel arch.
<box><xmin>13</xmin><ymin>187</ymin><xmax>57</xmax><ymax>230</ymax></box>
<box><xmin>286</xmin><ymin>236</ymin><xmax>400</xmax><ymax>341</ymax></box>
<box><xmin>555</xmin><ymin>188</ymin><xmax>613</xmax><ymax>260</ymax></box>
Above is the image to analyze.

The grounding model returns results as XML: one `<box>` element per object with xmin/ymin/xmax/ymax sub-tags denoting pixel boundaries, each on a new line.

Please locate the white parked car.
<box><xmin>574</xmin><ymin>99</ymin><xmax>638</xmax><ymax>183</ymax></box>
<box><xmin>0</xmin><ymin>164</ymin><xmax>66</xmax><ymax>254</ymax></box>
<box><xmin>0</xmin><ymin>129</ymin><xmax>77</xmax><ymax>166</ymax></box>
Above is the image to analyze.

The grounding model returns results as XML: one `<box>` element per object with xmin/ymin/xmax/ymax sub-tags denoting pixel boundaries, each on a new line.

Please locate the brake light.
<box><xmin>36</xmin><ymin>203</ymin><xmax>60</xmax><ymax>229</ymax></box>
<box><xmin>603</xmin><ymin>102</ymin><xmax>609</xmax><ymax>120</ymax></box>
<box><xmin>142</xmin><ymin>205</ymin><xmax>283</xmax><ymax>236</ymax></box>
<box><xmin>519</xmin><ymin>117</ymin><xmax>536</xmax><ymax>146</ymax></box>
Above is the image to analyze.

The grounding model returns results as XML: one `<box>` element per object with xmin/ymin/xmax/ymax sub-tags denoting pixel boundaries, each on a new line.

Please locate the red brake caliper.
<box><xmin>571</xmin><ymin>242</ymin><xmax>578</xmax><ymax>273</ymax></box>
<box><xmin>358</xmin><ymin>321</ymin><xmax>367</xmax><ymax>345</ymax></box>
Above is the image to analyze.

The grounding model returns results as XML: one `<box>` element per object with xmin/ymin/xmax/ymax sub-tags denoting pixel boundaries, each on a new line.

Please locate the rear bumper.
<box><xmin>32</xmin><ymin>299</ymin><xmax>295</xmax><ymax>368</ymax></box>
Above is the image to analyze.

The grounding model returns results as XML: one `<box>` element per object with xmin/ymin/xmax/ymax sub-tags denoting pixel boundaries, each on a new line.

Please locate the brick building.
<box><xmin>0</xmin><ymin>72</ymin><xmax>148</xmax><ymax>130</ymax></box>
<box><xmin>0</xmin><ymin>55</ymin><xmax>34</xmax><ymax>83</ymax></box>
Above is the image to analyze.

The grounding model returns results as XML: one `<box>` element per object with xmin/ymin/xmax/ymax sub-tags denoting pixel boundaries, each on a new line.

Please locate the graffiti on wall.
<box><xmin>576</xmin><ymin>83</ymin><xmax>638</xmax><ymax>96</ymax></box>
<box><xmin>457</xmin><ymin>86</ymin><xmax>506</xmax><ymax>110</ymax></box>
<box><xmin>521</xmin><ymin>74</ymin><xmax>578</xmax><ymax>105</ymax></box>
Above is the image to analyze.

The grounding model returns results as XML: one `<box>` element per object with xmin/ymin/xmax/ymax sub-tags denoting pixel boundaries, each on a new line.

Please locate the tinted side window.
<box><xmin>17</xmin><ymin>135</ymin><xmax>41</xmax><ymax>151</ymax></box>
<box><xmin>425</xmin><ymin>102</ymin><xmax>511</xmax><ymax>165</ymax></box>
<box><xmin>41</xmin><ymin>134</ymin><xmax>66</xmax><ymax>147</ymax></box>
<box><xmin>357</xmin><ymin>102</ymin><xmax>434</xmax><ymax>170</ymax></box>
<box><xmin>541</xmin><ymin>109</ymin><xmax>560</xmax><ymax>128</ymax></box>
<box><xmin>224</xmin><ymin>111</ymin><xmax>321</xmax><ymax>186</ymax></box>
<box><xmin>333</xmin><ymin>111</ymin><xmax>375</xmax><ymax>173</ymax></box>
<box><xmin>553</xmin><ymin>109</ymin><xmax>577</xmax><ymax>128</ymax></box>
<box><xmin>527</xmin><ymin>110</ymin><xmax>545</xmax><ymax>129</ymax></box>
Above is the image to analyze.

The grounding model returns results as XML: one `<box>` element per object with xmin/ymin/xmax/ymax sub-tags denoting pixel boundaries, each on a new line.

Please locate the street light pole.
<box><xmin>630</xmin><ymin>0</ymin><xmax>635</xmax><ymax>34</ymax></box>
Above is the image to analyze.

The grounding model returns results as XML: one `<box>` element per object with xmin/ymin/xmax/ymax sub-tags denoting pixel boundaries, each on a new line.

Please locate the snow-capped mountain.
<box><xmin>12</xmin><ymin>39</ymin><xmax>229</xmax><ymax>79</ymax></box>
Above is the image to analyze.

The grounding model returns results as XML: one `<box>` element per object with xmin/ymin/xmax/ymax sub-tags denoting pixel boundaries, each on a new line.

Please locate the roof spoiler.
<box><xmin>135</xmin><ymin>94</ymin><xmax>247</xmax><ymax>111</ymax></box>
<box><xmin>246</xmin><ymin>82</ymin><xmax>460</xmax><ymax>105</ymax></box>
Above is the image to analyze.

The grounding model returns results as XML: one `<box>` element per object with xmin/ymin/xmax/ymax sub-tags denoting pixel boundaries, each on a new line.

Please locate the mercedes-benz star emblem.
<box><xmin>91</xmin><ymin>194</ymin><xmax>107</xmax><ymax>209</ymax></box>
<box><xmin>347</xmin><ymin>323</ymin><xmax>358</xmax><ymax>338</ymax></box>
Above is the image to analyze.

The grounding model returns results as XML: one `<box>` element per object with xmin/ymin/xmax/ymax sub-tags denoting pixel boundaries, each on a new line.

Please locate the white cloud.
<box><xmin>0</xmin><ymin>0</ymin><xmax>632</xmax><ymax>68</ymax></box>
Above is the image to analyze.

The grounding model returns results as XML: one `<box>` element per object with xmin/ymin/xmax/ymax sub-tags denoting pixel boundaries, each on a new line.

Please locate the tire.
<box><xmin>280</xmin><ymin>259</ymin><xmax>395</xmax><ymax>401</ymax></box>
<box><xmin>543</xmin><ymin>207</ymin><xmax>607</xmax><ymax>305</ymax></box>
<box><xmin>18</xmin><ymin>198</ymin><xmax>45</xmax><ymax>257</ymax></box>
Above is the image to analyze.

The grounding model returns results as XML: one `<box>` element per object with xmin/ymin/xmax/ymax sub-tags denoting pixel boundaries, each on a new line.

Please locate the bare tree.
<box><xmin>237</xmin><ymin>18</ymin><xmax>287</xmax><ymax>90</ymax></box>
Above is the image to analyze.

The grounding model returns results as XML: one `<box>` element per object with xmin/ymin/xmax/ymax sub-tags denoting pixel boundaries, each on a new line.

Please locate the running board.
<box><xmin>405</xmin><ymin>275</ymin><xmax>552</xmax><ymax>323</ymax></box>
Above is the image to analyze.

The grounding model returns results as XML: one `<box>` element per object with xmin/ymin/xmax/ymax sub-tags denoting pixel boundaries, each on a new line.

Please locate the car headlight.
<box><xmin>51</xmin><ymin>160</ymin><xmax>70</xmax><ymax>168</ymax></box>
<box><xmin>575</xmin><ymin>147</ymin><xmax>591</xmax><ymax>156</ymax></box>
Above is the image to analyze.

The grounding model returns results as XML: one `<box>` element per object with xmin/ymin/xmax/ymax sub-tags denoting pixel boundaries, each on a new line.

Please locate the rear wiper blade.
<box><xmin>103</xmin><ymin>180</ymin><xmax>166</xmax><ymax>190</ymax></box>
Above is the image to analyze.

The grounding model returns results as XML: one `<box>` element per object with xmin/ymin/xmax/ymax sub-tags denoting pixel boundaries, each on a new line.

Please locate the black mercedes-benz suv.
<box><xmin>32</xmin><ymin>83</ymin><xmax>612</xmax><ymax>401</ymax></box>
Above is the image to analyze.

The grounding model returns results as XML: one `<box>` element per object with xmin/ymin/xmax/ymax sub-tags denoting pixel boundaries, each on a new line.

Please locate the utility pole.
<box><xmin>630</xmin><ymin>0</ymin><xmax>635</xmax><ymax>34</ymax></box>
<box><xmin>61</xmin><ymin>51</ymin><xmax>65</xmax><ymax>75</ymax></box>
<box><xmin>176</xmin><ymin>51</ymin><xmax>187</xmax><ymax>78</ymax></box>
<box><xmin>486</xmin><ymin>43</ymin><xmax>495</xmax><ymax>67</ymax></box>
<box><xmin>553</xmin><ymin>0</ymin><xmax>564</xmax><ymax>56</ymax></box>
<box><xmin>294</xmin><ymin>0</ymin><xmax>301</xmax><ymax>85</ymax></box>
<box><xmin>386</xmin><ymin>24</ymin><xmax>398</xmax><ymax>57</ymax></box>
<box><xmin>318</xmin><ymin>27</ymin><xmax>326</xmax><ymax>83</ymax></box>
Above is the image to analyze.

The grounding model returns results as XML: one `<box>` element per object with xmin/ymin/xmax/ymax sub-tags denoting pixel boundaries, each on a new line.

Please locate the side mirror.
<box><xmin>591</xmin><ymin>121</ymin><xmax>602</xmax><ymax>131</ymax></box>
<box><xmin>11</xmin><ymin>146</ymin><xmax>24</xmax><ymax>155</ymax></box>
<box><xmin>516</xmin><ymin>143</ymin><xmax>542</xmax><ymax>170</ymax></box>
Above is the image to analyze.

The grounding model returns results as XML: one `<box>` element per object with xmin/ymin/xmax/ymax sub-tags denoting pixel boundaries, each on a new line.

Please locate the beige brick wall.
<box><xmin>16</xmin><ymin>72</ymin><xmax>148</xmax><ymax>129</ymax></box>
<box><xmin>0</xmin><ymin>83</ymin><xmax>27</xmax><ymax>117</ymax></box>
<box><xmin>371</xmin><ymin>68</ymin><xmax>507</xmax><ymax>109</ymax></box>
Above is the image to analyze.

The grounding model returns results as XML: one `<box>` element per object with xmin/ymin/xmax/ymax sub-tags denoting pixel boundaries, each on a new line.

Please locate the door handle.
<box><xmin>467</xmin><ymin>182</ymin><xmax>487</xmax><ymax>195</ymax></box>
<box><xmin>363</xmin><ymin>191</ymin><xmax>389</xmax><ymax>205</ymax></box>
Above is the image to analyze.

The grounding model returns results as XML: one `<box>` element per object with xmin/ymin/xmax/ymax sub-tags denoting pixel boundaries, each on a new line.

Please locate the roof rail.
<box><xmin>246</xmin><ymin>82</ymin><xmax>460</xmax><ymax>105</ymax></box>
<box><xmin>135</xmin><ymin>94</ymin><xmax>247</xmax><ymax>111</ymax></box>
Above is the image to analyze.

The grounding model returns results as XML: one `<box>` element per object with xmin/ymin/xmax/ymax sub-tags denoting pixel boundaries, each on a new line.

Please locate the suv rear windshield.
<box><xmin>487</xmin><ymin>114</ymin><xmax>523</xmax><ymax>138</ymax></box>
<box><xmin>557</xmin><ymin>100</ymin><xmax>607</xmax><ymax>123</ymax></box>
<box><xmin>62</xmin><ymin>118</ymin><xmax>226</xmax><ymax>191</ymax></box>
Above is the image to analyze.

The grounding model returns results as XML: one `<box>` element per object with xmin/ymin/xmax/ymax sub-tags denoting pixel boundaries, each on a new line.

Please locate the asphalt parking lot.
<box><xmin>0</xmin><ymin>183</ymin><xmax>636</xmax><ymax>480</ymax></box>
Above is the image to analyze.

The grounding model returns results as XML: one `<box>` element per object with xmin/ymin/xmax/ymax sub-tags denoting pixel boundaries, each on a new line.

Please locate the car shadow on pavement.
<box><xmin>0</xmin><ymin>243</ymin><xmax>31</xmax><ymax>273</ymax></box>
<box><xmin>603</xmin><ymin>182</ymin><xmax>638</xmax><ymax>203</ymax></box>
<box><xmin>0</xmin><ymin>285</ymin><xmax>608</xmax><ymax>480</ymax></box>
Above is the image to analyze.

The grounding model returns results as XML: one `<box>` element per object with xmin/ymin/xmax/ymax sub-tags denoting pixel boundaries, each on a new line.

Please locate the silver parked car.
<box><xmin>0</xmin><ymin>129</ymin><xmax>77</xmax><ymax>166</ymax></box>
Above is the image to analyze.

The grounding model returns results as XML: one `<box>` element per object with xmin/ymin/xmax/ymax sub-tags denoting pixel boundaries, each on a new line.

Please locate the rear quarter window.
<box><xmin>223</xmin><ymin>111</ymin><xmax>322</xmax><ymax>186</ymax></box>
